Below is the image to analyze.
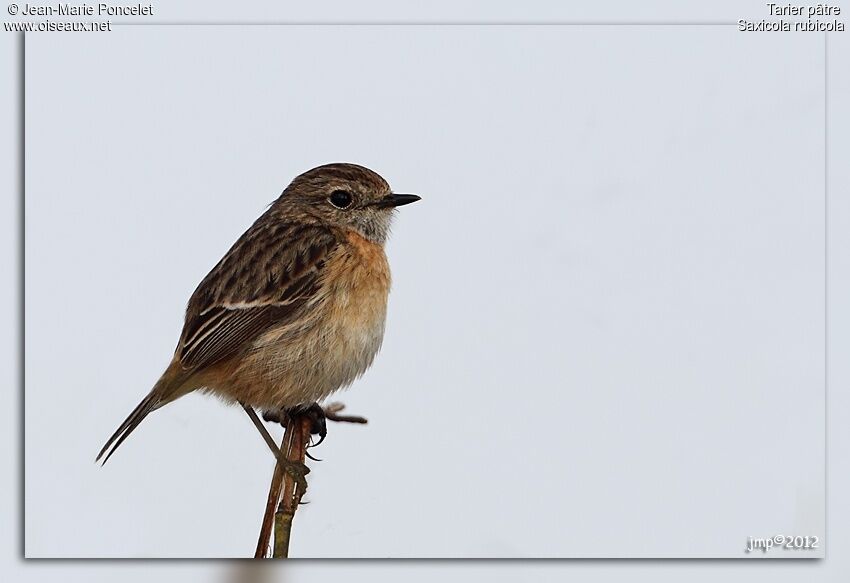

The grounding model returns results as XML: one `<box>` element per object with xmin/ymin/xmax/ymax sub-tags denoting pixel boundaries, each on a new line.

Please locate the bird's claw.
<box><xmin>263</xmin><ymin>402</ymin><xmax>328</xmax><ymax>448</ymax></box>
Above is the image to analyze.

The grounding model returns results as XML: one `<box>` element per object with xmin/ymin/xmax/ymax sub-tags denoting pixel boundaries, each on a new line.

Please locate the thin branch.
<box><xmin>253</xmin><ymin>402</ymin><xmax>367</xmax><ymax>559</ymax></box>
<box><xmin>253</xmin><ymin>431</ymin><xmax>287</xmax><ymax>558</ymax></box>
<box><xmin>324</xmin><ymin>402</ymin><xmax>368</xmax><ymax>425</ymax></box>
<box><xmin>273</xmin><ymin>416</ymin><xmax>311</xmax><ymax>558</ymax></box>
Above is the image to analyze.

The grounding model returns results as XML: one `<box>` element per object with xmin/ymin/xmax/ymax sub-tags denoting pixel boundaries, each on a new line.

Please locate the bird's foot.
<box><xmin>263</xmin><ymin>402</ymin><xmax>327</xmax><ymax>447</ymax></box>
<box><xmin>296</xmin><ymin>402</ymin><xmax>327</xmax><ymax>447</ymax></box>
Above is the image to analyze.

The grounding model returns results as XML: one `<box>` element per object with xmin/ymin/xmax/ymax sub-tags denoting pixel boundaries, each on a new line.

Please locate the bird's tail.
<box><xmin>96</xmin><ymin>365</ymin><xmax>187</xmax><ymax>465</ymax></box>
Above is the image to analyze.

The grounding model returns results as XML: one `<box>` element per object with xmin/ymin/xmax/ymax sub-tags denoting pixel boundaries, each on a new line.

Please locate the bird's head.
<box><xmin>274</xmin><ymin>163</ymin><xmax>420</xmax><ymax>244</ymax></box>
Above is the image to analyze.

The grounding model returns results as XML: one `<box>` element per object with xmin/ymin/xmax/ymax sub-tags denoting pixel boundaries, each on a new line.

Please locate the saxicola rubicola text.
<box><xmin>97</xmin><ymin>163</ymin><xmax>419</xmax><ymax>480</ymax></box>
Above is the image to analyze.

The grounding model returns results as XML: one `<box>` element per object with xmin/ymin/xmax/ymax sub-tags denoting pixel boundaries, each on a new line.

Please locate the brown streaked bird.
<box><xmin>97</xmin><ymin>163</ymin><xmax>420</xmax><ymax>478</ymax></box>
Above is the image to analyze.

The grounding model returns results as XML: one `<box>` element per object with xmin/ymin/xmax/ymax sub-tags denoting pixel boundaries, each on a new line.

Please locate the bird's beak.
<box><xmin>374</xmin><ymin>193</ymin><xmax>421</xmax><ymax>208</ymax></box>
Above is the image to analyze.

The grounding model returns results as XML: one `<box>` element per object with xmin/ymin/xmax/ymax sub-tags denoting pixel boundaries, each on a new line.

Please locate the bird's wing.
<box><xmin>177</xmin><ymin>222</ymin><xmax>339</xmax><ymax>370</ymax></box>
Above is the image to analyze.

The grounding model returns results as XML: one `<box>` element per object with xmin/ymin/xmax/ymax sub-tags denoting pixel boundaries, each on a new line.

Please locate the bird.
<box><xmin>96</xmin><ymin>163</ymin><xmax>420</xmax><ymax>480</ymax></box>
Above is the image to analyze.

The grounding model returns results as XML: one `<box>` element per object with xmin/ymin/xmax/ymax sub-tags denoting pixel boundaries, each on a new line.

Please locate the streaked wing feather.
<box><xmin>177</xmin><ymin>222</ymin><xmax>338</xmax><ymax>370</ymax></box>
<box><xmin>181</xmin><ymin>304</ymin><xmax>296</xmax><ymax>368</ymax></box>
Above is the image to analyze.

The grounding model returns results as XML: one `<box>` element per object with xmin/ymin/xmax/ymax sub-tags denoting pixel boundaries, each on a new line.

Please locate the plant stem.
<box><xmin>253</xmin><ymin>402</ymin><xmax>367</xmax><ymax>558</ymax></box>
<box><xmin>253</xmin><ymin>431</ymin><xmax>286</xmax><ymax>558</ymax></box>
<box><xmin>272</xmin><ymin>416</ymin><xmax>311</xmax><ymax>558</ymax></box>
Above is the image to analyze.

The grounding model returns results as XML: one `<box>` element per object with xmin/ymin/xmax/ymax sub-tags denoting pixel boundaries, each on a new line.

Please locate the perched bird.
<box><xmin>97</xmin><ymin>163</ymin><xmax>419</xmax><ymax>475</ymax></box>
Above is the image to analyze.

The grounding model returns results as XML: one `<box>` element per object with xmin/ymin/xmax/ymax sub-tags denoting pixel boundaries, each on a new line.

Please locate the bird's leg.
<box><xmin>263</xmin><ymin>402</ymin><xmax>327</xmax><ymax>448</ymax></box>
<box><xmin>241</xmin><ymin>403</ymin><xmax>310</xmax><ymax>495</ymax></box>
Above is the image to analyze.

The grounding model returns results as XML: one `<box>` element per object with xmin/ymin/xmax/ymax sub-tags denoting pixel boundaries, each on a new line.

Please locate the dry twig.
<box><xmin>253</xmin><ymin>403</ymin><xmax>367</xmax><ymax>558</ymax></box>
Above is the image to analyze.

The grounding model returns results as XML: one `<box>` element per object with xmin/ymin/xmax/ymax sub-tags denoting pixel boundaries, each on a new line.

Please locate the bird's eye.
<box><xmin>329</xmin><ymin>190</ymin><xmax>353</xmax><ymax>209</ymax></box>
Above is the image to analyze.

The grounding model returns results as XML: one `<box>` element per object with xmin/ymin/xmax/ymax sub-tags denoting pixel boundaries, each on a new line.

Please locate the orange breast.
<box><xmin>337</xmin><ymin>230</ymin><xmax>391</xmax><ymax>294</ymax></box>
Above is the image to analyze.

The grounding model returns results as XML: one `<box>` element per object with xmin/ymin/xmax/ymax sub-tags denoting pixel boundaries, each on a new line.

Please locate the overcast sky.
<box><xmin>22</xmin><ymin>21</ymin><xmax>825</xmax><ymax>559</ymax></box>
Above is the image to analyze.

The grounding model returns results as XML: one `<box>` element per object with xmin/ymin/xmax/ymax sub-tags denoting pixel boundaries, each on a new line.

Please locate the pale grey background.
<box><xmin>4</xmin><ymin>0</ymin><xmax>850</xmax><ymax>580</ymax></box>
<box><xmin>22</xmin><ymin>23</ymin><xmax>827</xmax><ymax>558</ymax></box>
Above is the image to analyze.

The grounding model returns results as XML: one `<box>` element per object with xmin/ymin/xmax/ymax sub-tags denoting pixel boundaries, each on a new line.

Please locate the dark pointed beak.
<box><xmin>375</xmin><ymin>193</ymin><xmax>421</xmax><ymax>208</ymax></box>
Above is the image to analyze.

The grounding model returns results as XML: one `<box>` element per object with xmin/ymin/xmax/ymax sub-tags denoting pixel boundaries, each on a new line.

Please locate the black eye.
<box><xmin>329</xmin><ymin>190</ymin><xmax>353</xmax><ymax>209</ymax></box>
